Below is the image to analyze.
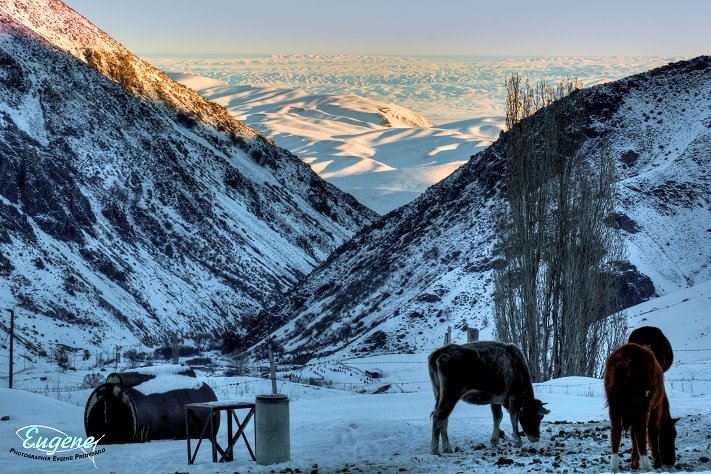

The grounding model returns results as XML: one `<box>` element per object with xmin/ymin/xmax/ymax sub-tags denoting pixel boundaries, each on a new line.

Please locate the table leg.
<box><xmin>226</xmin><ymin>409</ymin><xmax>234</xmax><ymax>461</ymax></box>
<box><xmin>187</xmin><ymin>408</ymin><xmax>213</xmax><ymax>464</ymax></box>
<box><xmin>210</xmin><ymin>408</ymin><xmax>216</xmax><ymax>462</ymax></box>
<box><xmin>185</xmin><ymin>407</ymin><xmax>191</xmax><ymax>464</ymax></box>
<box><xmin>229</xmin><ymin>408</ymin><xmax>256</xmax><ymax>461</ymax></box>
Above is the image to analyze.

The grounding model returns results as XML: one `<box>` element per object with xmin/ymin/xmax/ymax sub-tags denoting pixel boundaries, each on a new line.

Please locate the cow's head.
<box><xmin>519</xmin><ymin>398</ymin><xmax>550</xmax><ymax>442</ymax></box>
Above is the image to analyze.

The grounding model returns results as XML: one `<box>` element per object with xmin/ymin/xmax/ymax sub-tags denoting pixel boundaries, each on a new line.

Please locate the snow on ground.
<box><xmin>1</xmin><ymin>282</ymin><xmax>710</xmax><ymax>473</ymax></box>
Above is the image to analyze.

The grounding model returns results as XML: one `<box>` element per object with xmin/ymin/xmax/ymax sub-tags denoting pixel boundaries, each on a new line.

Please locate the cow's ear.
<box><xmin>539</xmin><ymin>405</ymin><xmax>551</xmax><ymax>415</ymax></box>
<box><xmin>672</xmin><ymin>417</ymin><xmax>680</xmax><ymax>424</ymax></box>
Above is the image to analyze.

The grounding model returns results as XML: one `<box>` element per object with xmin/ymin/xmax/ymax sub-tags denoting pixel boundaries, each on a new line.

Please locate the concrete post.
<box><xmin>255</xmin><ymin>394</ymin><xmax>290</xmax><ymax>465</ymax></box>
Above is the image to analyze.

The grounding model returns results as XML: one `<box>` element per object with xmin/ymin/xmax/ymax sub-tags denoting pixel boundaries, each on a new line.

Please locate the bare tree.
<box><xmin>494</xmin><ymin>75</ymin><xmax>626</xmax><ymax>382</ymax></box>
<box><xmin>170</xmin><ymin>332</ymin><xmax>184</xmax><ymax>364</ymax></box>
<box><xmin>158</xmin><ymin>330</ymin><xmax>185</xmax><ymax>364</ymax></box>
<box><xmin>192</xmin><ymin>332</ymin><xmax>209</xmax><ymax>352</ymax></box>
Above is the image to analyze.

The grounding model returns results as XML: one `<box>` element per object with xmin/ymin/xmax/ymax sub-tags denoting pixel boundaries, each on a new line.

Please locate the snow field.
<box><xmin>153</xmin><ymin>56</ymin><xmax>677</xmax><ymax>124</ymax></box>
<box><xmin>167</xmin><ymin>56</ymin><xmax>682</xmax><ymax>214</ymax></box>
<box><xmin>170</xmin><ymin>74</ymin><xmax>499</xmax><ymax>214</ymax></box>
<box><xmin>2</xmin><ymin>282</ymin><xmax>711</xmax><ymax>473</ymax></box>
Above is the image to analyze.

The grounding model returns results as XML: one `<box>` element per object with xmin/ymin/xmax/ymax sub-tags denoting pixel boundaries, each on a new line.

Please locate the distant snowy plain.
<box><xmin>156</xmin><ymin>55</ymin><xmax>679</xmax><ymax>212</ymax></box>
<box><xmin>149</xmin><ymin>55</ymin><xmax>678</xmax><ymax>124</ymax></box>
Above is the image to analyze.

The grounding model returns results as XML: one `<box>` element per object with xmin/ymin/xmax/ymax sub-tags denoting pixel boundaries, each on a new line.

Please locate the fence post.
<box><xmin>444</xmin><ymin>326</ymin><xmax>452</xmax><ymax>345</ymax></box>
<box><xmin>467</xmin><ymin>327</ymin><xmax>479</xmax><ymax>343</ymax></box>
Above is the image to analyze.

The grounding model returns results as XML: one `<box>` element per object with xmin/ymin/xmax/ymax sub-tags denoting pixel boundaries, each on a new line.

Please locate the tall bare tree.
<box><xmin>494</xmin><ymin>75</ymin><xmax>626</xmax><ymax>382</ymax></box>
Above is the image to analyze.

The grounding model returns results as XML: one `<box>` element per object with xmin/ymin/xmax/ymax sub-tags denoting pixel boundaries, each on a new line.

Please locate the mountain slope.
<box><xmin>0</xmin><ymin>0</ymin><xmax>375</xmax><ymax>357</ymax></box>
<box><xmin>247</xmin><ymin>56</ymin><xmax>711</xmax><ymax>362</ymax></box>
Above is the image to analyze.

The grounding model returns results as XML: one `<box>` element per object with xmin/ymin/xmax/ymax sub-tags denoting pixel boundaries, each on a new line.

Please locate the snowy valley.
<box><xmin>0</xmin><ymin>1</ymin><xmax>710</xmax><ymax>473</ymax></box>
<box><xmin>242</xmin><ymin>56</ymin><xmax>711</xmax><ymax>362</ymax></box>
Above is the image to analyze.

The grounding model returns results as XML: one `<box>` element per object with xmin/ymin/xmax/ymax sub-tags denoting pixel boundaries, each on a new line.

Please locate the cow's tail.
<box><xmin>607</xmin><ymin>359</ymin><xmax>633</xmax><ymax>431</ymax></box>
<box><xmin>428</xmin><ymin>350</ymin><xmax>441</xmax><ymax>418</ymax></box>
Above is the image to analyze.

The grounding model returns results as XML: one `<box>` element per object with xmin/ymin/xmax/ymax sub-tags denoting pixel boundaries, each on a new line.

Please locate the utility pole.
<box><xmin>8</xmin><ymin>309</ymin><xmax>14</xmax><ymax>389</ymax></box>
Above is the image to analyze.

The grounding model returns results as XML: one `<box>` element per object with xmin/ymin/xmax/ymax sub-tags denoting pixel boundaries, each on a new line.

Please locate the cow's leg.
<box><xmin>490</xmin><ymin>404</ymin><xmax>503</xmax><ymax>446</ymax></box>
<box><xmin>638</xmin><ymin>414</ymin><xmax>653</xmax><ymax>472</ymax></box>
<box><xmin>629</xmin><ymin>419</ymin><xmax>640</xmax><ymax>470</ymax></box>
<box><xmin>630</xmin><ymin>418</ymin><xmax>652</xmax><ymax>472</ymax></box>
<box><xmin>440</xmin><ymin>418</ymin><xmax>451</xmax><ymax>453</ymax></box>
<box><xmin>431</xmin><ymin>407</ymin><xmax>441</xmax><ymax>455</ymax></box>
<box><xmin>431</xmin><ymin>397</ymin><xmax>457</xmax><ymax>455</ymax></box>
<box><xmin>608</xmin><ymin>405</ymin><xmax>622</xmax><ymax>473</ymax></box>
<box><xmin>648</xmin><ymin>413</ymin><xmax>661</xmax><ymax>469</ymax></box>
<box><xmin>640</xmin><ymin>409</ymin><xmax>654</xmax><ymax>472</ymax></box>
<box><xmin>508</xmin><ymin>402</ymin><xmax>522</xmax><ymax>447</ymax></box>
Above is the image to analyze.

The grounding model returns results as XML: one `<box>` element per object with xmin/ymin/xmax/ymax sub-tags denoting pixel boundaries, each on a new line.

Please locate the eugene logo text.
<box><xmin>12</xmin><ymin>425</ymin><xmax>105</xmax><ymax>468</ymax></box>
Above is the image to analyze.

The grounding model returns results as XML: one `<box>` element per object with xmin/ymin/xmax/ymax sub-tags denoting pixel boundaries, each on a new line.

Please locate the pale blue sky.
<box><xmin>65</xmin><ymin>0</ymin><xmax>710</xmax><ymax>57</ymax></box>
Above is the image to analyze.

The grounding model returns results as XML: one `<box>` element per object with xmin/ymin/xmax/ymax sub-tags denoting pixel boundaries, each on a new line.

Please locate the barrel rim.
<box><xmin>84</xmin><ymin>382</ymin><xmax>139</xmax><ymax>441</ymax></box>
<box><xmin>256</xmin><ymin>394</ymin><xmax>289</xmax><ymax>401</ymax></box>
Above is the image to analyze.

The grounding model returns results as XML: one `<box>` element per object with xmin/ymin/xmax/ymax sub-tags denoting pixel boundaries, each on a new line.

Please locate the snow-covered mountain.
<box><xmin>171</xmin><ymin>73</ymin><xmax>501</xmax><ymax>214</ymax></box>
<box><xmin>246</xmin><ymin>56</ymin><xmax>711</xmax><ymax>362</ymax></box>
<box><xmin>0</xmin><ymin>0</ymin><xmax>375</xmax><ymax>357</ymax></box>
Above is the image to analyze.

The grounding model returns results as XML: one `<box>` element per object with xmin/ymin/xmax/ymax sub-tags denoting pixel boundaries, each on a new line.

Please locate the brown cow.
<box><xmin>604</xmin><ymin>343</ymin><xmax>678</xmax><ymax>472</ymax></box>
<box><xmin>628</xmin><ymin>326</ymin><xmax>674</xmax><ymax>372</ymax></box>
<box><xmin>428</xmin><ymin>341</ymin><xmax>549</xmax><ymax>455</ymax></box>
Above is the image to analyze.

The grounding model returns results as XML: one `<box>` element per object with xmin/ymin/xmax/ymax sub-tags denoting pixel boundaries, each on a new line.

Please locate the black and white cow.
<box><xmin>428</xmin><ymin>341</ymin><xmax>549</xmax><ymax>454</ymax></box>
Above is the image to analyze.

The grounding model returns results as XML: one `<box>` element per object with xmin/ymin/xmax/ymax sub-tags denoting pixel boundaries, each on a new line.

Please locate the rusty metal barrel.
<box><xmin>84</xmin><ymin>365</ymin><xmax>218</xmax><ymax>443</ymax></box>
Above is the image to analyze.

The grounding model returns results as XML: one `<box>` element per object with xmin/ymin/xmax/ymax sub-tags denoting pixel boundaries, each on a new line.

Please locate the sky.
<box><xmin>63</xmin><ymin>0</ymin><xmax>711</xmax><ymax>57</ymax></box>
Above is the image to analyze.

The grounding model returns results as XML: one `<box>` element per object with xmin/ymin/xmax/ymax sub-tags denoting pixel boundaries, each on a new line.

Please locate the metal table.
<box><xmin>185</xmin><ymin>401</ymin><xmax>256</xmax><ymax>464</ymax></box>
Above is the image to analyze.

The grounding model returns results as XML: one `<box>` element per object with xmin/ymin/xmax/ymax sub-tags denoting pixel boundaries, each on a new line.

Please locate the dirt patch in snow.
<box><xmin>265</xmin><ymin>416</ymin><xmax>711</xmax><ymax>474</ymax></box>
